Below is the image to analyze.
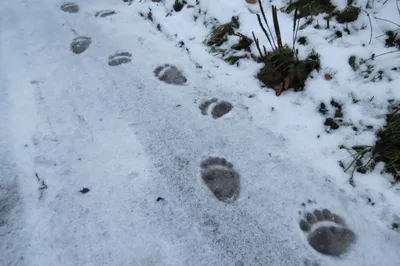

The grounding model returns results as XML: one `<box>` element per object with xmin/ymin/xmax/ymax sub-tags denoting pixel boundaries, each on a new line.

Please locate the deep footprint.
<box><xmin>199</xmin><ymin>98</ymin><xmax>233</xmax><ymax>119</ymax></box>
<box><xmin>70</xmin><ymin>36</ymin><xmax>91</xmax><ymax>54</ymax></box>
<box><xmin>95</xmin><ymin>10</ymin><xmax>117</xmax><ymax>18</ymax></box>
<box><xmin>200</xmin><ymin>157</ymin><xmax>240</xmax><ymax>203</ymax></box>
<box><xmin>60</xmin><ymin>3</ymin><xmax>79</xmax><ymax>13</ymax></box>
<box><xmin>108</xmin><ymin>51</ymin><xmax>132</xmax><ymax>66</ymax></box>
<box><xmin>299</xmin><ymin>209</ymin><xmax>356</xmax><ymax>256</ymax></box>
<box><xmin>154</xmin><ymin>64</ymin><xmax>187</xmax><ymax>85</ymax></box>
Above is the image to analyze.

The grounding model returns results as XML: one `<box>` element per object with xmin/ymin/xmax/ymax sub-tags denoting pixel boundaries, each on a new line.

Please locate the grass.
<box><xmin>203</xmin><ymin>16</ymin><xmax>240</xmax><ymax>46</ymax></box>
<box><xmin>373</xmin><ymin>109</ymin><xmax>400</xmax><ymax>183</ymax></box>
<box><xmin>202</xmin><ymin>16</ymin><xmax>253</xmax><ymax>65</ymax></box>
<box><xmin>340</xmin><ymin>109</ymin><xmax>400</xmax><ymax>185</ymax></box>
<box><xmin>252</xmin><ymin>2</ymin><xmax>320</xmax><ymax>95</ymax></box>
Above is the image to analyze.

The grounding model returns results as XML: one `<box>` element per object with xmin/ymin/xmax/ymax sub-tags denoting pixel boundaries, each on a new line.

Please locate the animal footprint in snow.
<box><xmin>108</xmin><ymin>50</ymin><xmax>132</xmax><ymax>66</ymax></box>
<box><xmin>61</xmin><ymin>3</ymin><xmax>79</xmax><ymax>13</ymax></box>
<box><xmin>299</xmin><ymin>209</ymin><xmax>356</xmax><ymax>256</ymax></box>
<box><xmin>199</xmin><ymin>98</ymin><xmax>233</xmax><ymax>119</ymax></box>
<box><xmin>70</xmin><ymin>36</ymin><xmax>91</xmax><ymax>54</ymax></box>
<box><xmin>154</xmin><ymin>64</ymin><xmax>187</xmax><ymax>85</ymax></box>
<box><xmin>95</xmin><ymin>10</ymin><xmax>117</xmax><ymax>18</ymax></box>
<box><xmin>200</xmin><ymin>157</ymin><xmax>240</xmax><ymax>203</ymax></box>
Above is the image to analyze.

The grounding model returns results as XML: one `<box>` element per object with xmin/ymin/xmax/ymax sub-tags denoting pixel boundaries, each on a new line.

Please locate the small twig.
<box><xmin>374</xmin><ymin>16</ymin><xmax>400</xmax><ymax>27</ymax></box>
<box><xmin>344</xmin><ymin>152</ymin><xmax>364</xmax><ymax>172</ymax></box>
<box><xmin>35</xmin><ymin>172</ymin><xmax>40</xmax><ymax>182</ymax></box>
<box><xmin>363</xmin><ymin>50</ymin><xmax>400</xmax><ymax>62</ymax></box>
<box><xmin>361</xmin><ymin>10</ymin><xmax>373</xmax><ymax>44</ymax></box>
<box><xmin>373</xmin><ymin>50</ymin><xmax>400</xmax><ymax>59</ymax></box>
<box><xmin>376</xmin><ymin>28</ymin><xmax>400</xmax><ymax>39</ymax></box>
<box><xmin>349</xmin><ymin>167</ymin><xmax>356</xmax><ymax>187</ymax></box>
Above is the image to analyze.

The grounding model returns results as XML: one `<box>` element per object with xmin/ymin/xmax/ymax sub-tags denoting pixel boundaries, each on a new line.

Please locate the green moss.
<box><xmin>330</xmin><ymin>99</ymin><xmax>341</xmax><ymax>108</ymax></box>
<box><xmin>330</xmin><ymin>100</ymin><xmax>343</xmax><ymax>118</ymax></box>
<box><xmin>298</xmin><ymin>36</ymin><xmax>308</xmax><ymax>45</ymax></box>
<box><xmin>319</xmin><ymin>102</ymin><xmax>328</xmax><ymax>115</ymax></box>
<box><xmin>231</xmin><ymin>34</ymin><xmax>253</xmax><ymax>51</ymax></box>
<box><xmin>224</xmin><ymin>55</ymin><xmax>247</xmax><ymax>65</ymax></box>
<box><xmin>173</xmin><ymin>0</ymin><xmax>185</xmax><ymax>12</ymax></box>
<box><xmin>324</xmin><ymin>118</ymin><xmax>339</xmax><ymax>129</ymax></box>
<box><xmin>335</xmin><ymin>109</ymin><xmax>343</xmax><ymax>118</ymax></box>
<box><xmin>336</xmin><ymin>6</ymin><xmax>360</xmax><ymax>23</ymax></box>
<box><xmin>256</xmin><ymin>47</ymin><xmax>320</xmax><ymax>94</ymax></box>
<box><xmin>348</xmin><ymin>55</ymin><xmax>357</xmax><ymax>71</ymax></box>
<box><xmin>286</xmin><ymin>0</ymin><xmax>336</xmax><ymax>18</ymax></box>
<box><xmin>147</xmin><ymin>9</ymin><xmax>153</xmax><ymax>21</ymax></box>
<box><xmin>335</xmin><ymin>30</ymin><xmax>343</xmax><ymax>38</ymax></box>
<box><xmin>256</xmin><ymin>46</ymin><xmax>294</xmax><ymax>89</ymax></box>
<box><xmin>385</xmin><ymin>31</ymin><xmax>400</xmax><ymax>48</ymax></box>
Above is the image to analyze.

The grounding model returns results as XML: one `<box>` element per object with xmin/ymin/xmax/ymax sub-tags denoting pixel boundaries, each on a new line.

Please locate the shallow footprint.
<box><xmin>199</xmin><ymin>98</ymin><xmax>233</xmax><ymax>119</ymax></box>
<box><xmin>154</xmin><ymin>64</ymin><xmax>187</xmax><ymax>85</ymax></box>
<box><xmin>95</xmin><ymin>10</ymin><xmax>117</xmax><ymax>18</ymax></box>
<box><xmin>108</xmin><ymin>50</ymin><xmax>132</xmax><ymax>66</ymax></box>
<box><xmin>60</xmin><ymin>3</ymin><xmax>79</xmax><ymax>13</ymax></box>
<box><xmin>299</xmin><ymin>209</ymin><xmax>356</xmax><ymax>256</ymax></box>
<box><xmin>70</xmin><ymin>36</ymin><xmax>91</xmax><ymax>54</ymax></box>
<box><xmin>200</xmin><ymin>157</ymin><xmax>240</xmax><ymax>203</ymax></box>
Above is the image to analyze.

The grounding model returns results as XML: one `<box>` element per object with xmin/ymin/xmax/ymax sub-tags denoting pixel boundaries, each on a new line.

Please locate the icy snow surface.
<box><xmin>1</xmin><ymin>0</ymin><xmax>400</xmax><ymax>265</ymax></box>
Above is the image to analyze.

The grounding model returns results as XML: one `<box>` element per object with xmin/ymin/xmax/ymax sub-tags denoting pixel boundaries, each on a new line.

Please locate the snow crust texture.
<box><xmin>1</xmin><ymin>0</ymin><xmax>400</xmax><ymax>266</ymax></box>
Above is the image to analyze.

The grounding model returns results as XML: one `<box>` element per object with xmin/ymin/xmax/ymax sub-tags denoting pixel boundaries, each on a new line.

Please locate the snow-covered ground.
<box><xmin>1</xmin><ymin>0</ymin><xmax>400</xmax><ymax>265</ymax></box>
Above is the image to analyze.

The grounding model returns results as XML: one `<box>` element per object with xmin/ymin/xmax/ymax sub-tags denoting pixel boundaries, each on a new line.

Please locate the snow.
<box><xmin>1</xmin><ymin>0</ymin><xmax>400</xmax><ymax>265</ymax></box>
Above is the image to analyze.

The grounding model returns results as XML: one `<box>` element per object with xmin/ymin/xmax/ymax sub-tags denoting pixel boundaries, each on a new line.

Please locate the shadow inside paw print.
<box><xmin>300</xmin><ymin>209</ymin><xmax>356</xmax><ymax>256</ymax></box>
<box><xmin>154</xmin><ymin>64</ymin><xmax>187</xmax><ymax>85</ymax></box>
<box><xmin>0</xmin><ymin>182</ymin><xmax>20</xmax><ymax>227</ymax></box>
<box><xmin>95</xmin><ymin>10</ymin><xmax>117</xmax><ymax>18</ymax></box>
<box><xmin>199</xmin><ymin>98</ymin><xmax>233</xmax><ymax>119</ymax></box>
<box><xmin>200</xmin><ymin>157</ymin><xmax>240</xmax><ymax>203</ymax></box>
<box><xmin>123</xmin><ymin>0</ymin><xmax>133</xmax><ymax>5</ymax></box>
<box><xmin>61</xmin><ymin>3</ymin><xmax>79</xmax><ymax>13</ymax></box>
<box><xmin>108</xmin><ymin>51</ymin><xmax>132</xmax><ymax>66</ymax></box>
<box><xmin>70</xmin><ymin>36</ymin><xmax>91</xmax><ymax>54</ymax></box>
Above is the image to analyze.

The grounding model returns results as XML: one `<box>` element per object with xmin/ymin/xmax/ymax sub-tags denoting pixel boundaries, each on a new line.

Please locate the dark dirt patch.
<box><xmin>61</xmin><ymin>3</ymin><xmax>79</xmax><ymax>13</ymax></box>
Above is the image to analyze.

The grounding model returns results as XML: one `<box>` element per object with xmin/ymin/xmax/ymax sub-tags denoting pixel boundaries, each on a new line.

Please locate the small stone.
<box><xmin>156</xmin><ymin>197</ymin><xmax>165</xmax><ymax>202</ymax></box>
<box><xmin>80</xmin><ymin>188</ymin><xmax>90</xmax><ymax>194</ymax></box>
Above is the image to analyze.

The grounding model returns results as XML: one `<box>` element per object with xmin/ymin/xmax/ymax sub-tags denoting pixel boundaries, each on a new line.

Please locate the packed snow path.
<box><xmin>1</xmin><ymin>0</ymin><xmax>399</xmax><ymax>265</ymax></box>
